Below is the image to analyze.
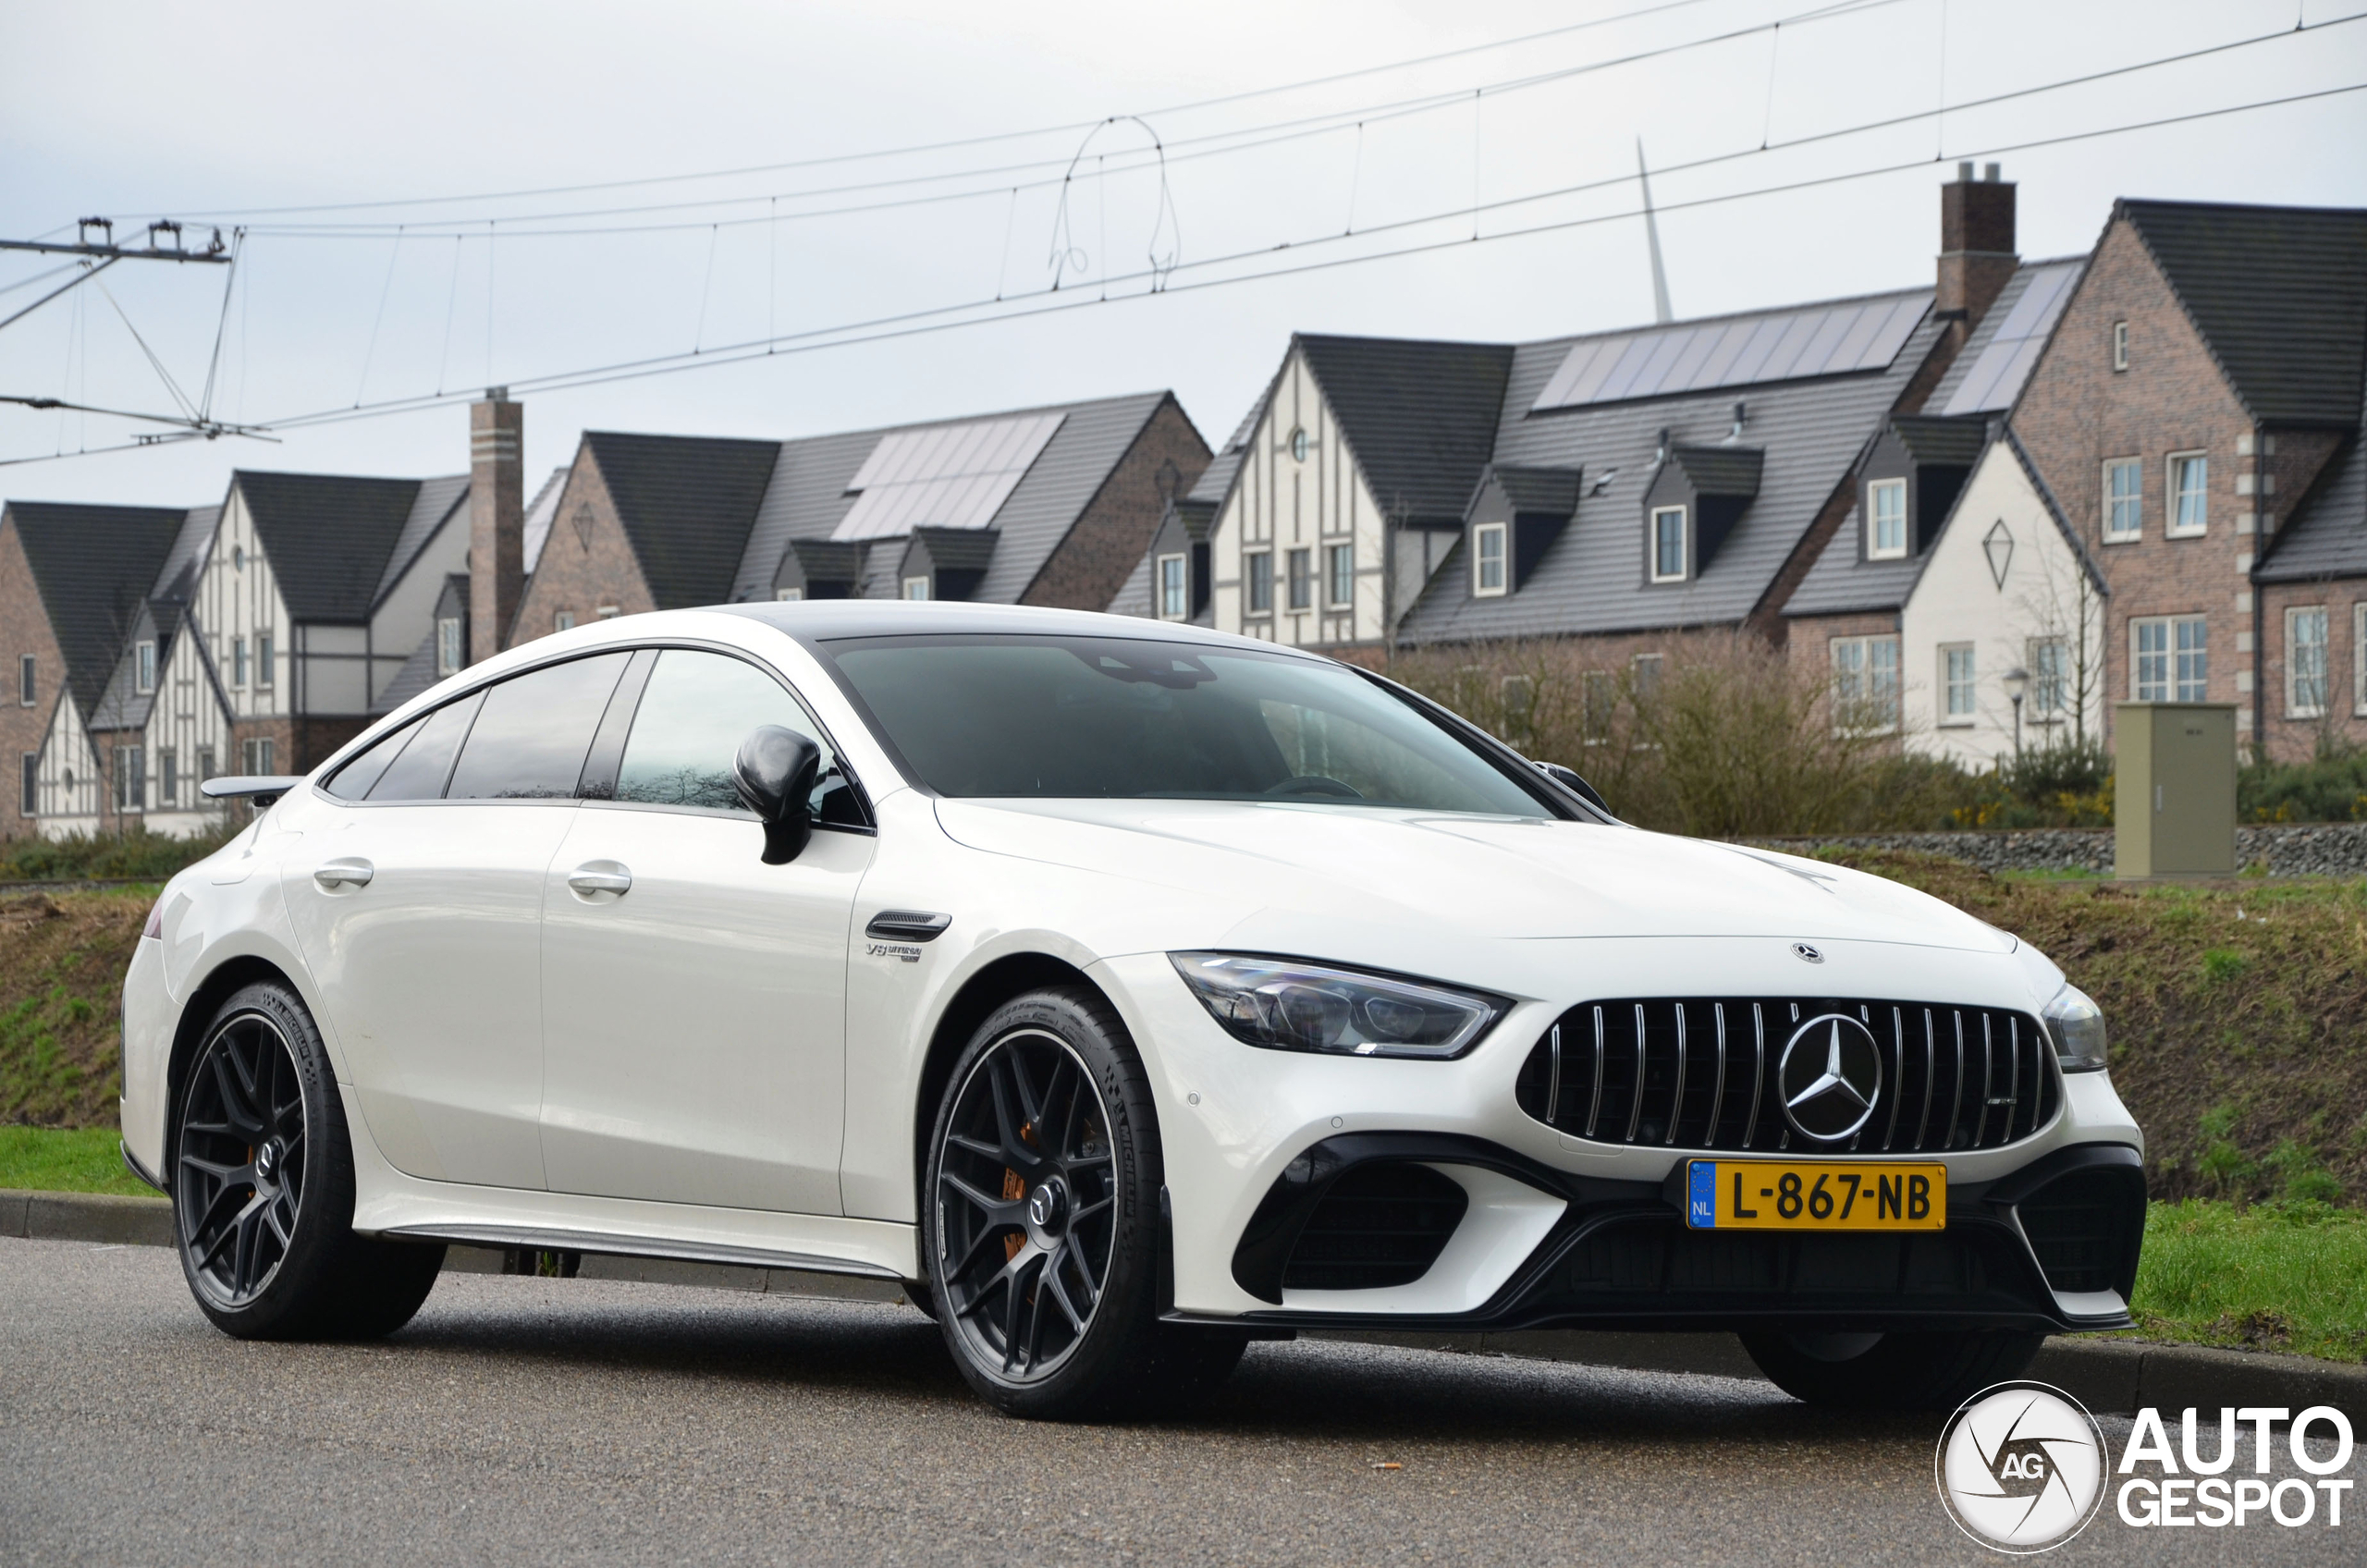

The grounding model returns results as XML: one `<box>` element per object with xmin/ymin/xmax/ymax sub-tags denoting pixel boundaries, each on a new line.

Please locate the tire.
<box><xmin>922</xmin><ymin>985</ymin><xmax>1244</xmax><ymax>1419</ymax></box>
<box><xmin>171</xmin><ymin>980</ymin><xmax>445</xmax><ymax>1341</ymax></box>
<box><xmin>1740</xmin><ymin>1328</ymin><xmax>2045</xmax><ymax>1412</ymax></box>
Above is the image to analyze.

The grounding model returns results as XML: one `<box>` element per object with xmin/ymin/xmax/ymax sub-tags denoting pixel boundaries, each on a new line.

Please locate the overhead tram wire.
<box><xmin>230</xmin><ymin>1</ymin><xmax>2344</xmax><ymax>248</ymax></box>
<box><xmin>12</xmin><ymin>77</ymin><xmax>2359</xmax><ymax>472</ymax></box>
<box><xmin>138</xmin><ymin>0</ymin><xmax>1834</xmax><ymax>225</ymax></box>
<box><xmin>228</xmin><ymin>0</ymin><xmax>1912</xmax><ymax>242</ymax></box>
<box><xmin>227</xmin><ymin>80</ymin><xmax>2366</xmax><ymax>438</ymax></box>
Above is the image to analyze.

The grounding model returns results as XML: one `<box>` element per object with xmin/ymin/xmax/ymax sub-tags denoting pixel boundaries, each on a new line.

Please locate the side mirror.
<box><xmin>732</xmin><ymin>725</ymin><xmax>823</xmax><ymax>864</ymax></box>
<box><xmin>1532</xmin><ymin>758</ymin><xmax>1610</xmax><ymax>815</ymax></box>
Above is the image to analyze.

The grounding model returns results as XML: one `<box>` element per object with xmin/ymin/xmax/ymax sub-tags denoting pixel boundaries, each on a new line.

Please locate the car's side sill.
<box><xmin>383</xmin><ymin>1223</ymin><xmax>902</xmax><ymax>1281</ymax></box>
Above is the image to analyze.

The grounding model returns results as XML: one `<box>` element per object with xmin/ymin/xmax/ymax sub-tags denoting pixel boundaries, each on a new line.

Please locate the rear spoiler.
<box><xmin>200</xmin><ymin>775</ymin><xmax>307</xmax><ymax>808</ymax></box>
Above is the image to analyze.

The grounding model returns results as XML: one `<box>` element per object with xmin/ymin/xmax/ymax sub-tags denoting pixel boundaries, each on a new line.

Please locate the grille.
<box><xmin>1280</xmin><ymin>1163</ymin><xmax>1468</xmax><ymax>1292</ymax></box>
<box><xmin>1514</xmin><ymin>997</ymin><xmax>2058</xmax><ymax>1154</ymax></box>
<box><xmin>2016</xmin><ymin>1167</ymin><xmax>2144</xmax><ymax>1295</ymax></box>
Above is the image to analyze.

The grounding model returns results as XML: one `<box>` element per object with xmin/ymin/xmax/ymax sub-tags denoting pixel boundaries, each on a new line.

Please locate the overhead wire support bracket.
<box><xmin>0</xmin><ymin>232</ymin><xmax>231</xmax><ymax>263</ymax></box>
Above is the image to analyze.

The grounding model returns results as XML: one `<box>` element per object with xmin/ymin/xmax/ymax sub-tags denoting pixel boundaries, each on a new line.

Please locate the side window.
<box><xmin>325</xmin><ymin>717</ymin><xmax>423</xmax><ymax>800</ymax></box>
<box><xmin>367</xmin><ymin>692</ymin><xmax>484</xmax><ymax>801</ymax></box>
<box><xmin>445</xmin><ymin>653</ymin><xmax>632</xmax><ymax>801</ymax></box>
<box><xmin>613</xmin><ymin>649</ymin><xmax>855</xmax><ymax>822</ymax></box>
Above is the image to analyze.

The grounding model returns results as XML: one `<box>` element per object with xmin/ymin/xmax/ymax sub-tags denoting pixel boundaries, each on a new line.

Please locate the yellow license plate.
<box><xmin>1686</xmin><ymin>1159</ymin><xmax>1945</xmax><ymax>1231</ymax></box>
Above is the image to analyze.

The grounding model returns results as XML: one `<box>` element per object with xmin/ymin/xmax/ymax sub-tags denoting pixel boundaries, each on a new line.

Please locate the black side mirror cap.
<box><xmin>732</xmin><ymin>725</ymin><xmax>823</xmax><ymax>864</ymax></box>
<box><xmin>1531</xmin><ymin>758</ymin><xmax>1610</xmax><ymax>815</ymax></box>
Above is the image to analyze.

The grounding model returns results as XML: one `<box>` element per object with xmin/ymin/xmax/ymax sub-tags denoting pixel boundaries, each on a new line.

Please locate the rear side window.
<box><xmin>325</xmin><ymin>717</ymin><xmax>421</xmax><ymax>800</ymax></box>
<box><xmin>367</xmin><ymin>692</ymin><xmax>483</xmax><ymax>801</ymax></box>
<box><xmin>613</xmin><ymin>649</ymin><xmax>848</xmax><ymax>818</ymax></box>
<box><xmin>446</xmin><ymin>653</ymin><xmax>631</xmax><ymax>801</ymax></box>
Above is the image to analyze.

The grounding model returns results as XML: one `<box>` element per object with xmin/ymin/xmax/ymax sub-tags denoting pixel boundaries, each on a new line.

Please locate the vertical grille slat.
<box><xmin>1517</xmin><ymin>996</ymin><xmax>2055</xmax><ymax>1155</ymax></box>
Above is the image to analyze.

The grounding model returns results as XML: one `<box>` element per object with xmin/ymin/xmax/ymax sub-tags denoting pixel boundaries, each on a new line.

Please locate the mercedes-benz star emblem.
<box><xmin>1792</xmin><ymin>942</ymin><xmax>1823</xmax><ymax>963</ymax></box>
<box><xmin>1778</xmin><ymin>1014</ymin><xmax>1883</xmax><ymax>1143</ymax></box>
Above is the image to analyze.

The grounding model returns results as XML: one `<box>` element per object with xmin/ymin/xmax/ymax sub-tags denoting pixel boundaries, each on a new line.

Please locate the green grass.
<box><xmin>2113</xmin><ymin>1199</ymin><xmax>2367</xmax><ymax>1363</ymax></box>
<box><xmin>0</xmin><ymin>1124</ymin><xmax>153</xmax><ymax>1197</ymax></box>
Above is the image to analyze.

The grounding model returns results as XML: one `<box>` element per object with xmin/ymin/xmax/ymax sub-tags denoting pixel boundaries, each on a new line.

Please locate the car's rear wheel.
<box><xmin>173</xmin><ymin>981</ymin><xmax>445</xmax><ymax>1341</ymax></box>
<box><xmin>923</xmin><ymin>986</ymin><xmax>1244</xmax><ymax>1419</ymax></box>
<box><xmin>1740</xmin><ymin>1328</ymin><xmax>2045</xmax><ymax>1411</ymax></box>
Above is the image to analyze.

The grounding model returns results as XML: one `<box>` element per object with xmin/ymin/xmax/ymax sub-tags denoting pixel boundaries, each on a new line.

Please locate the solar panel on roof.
<box><xmin>832</xmin><ymin>411</ymin><xmax>1065</xmax><ymax>541</ymax></box>
<box><xmin>1939</xmin><ymin>262</ymin><xmax>2081</xmax><ymax>416</ymax></box>
<box><xmin>1532</xmin><ymin>294</ymin><xmax>1926</xmax><ymax>414</ymax></box>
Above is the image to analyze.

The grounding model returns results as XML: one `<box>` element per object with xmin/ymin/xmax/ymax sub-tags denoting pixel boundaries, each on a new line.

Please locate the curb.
<box><xmin>10</xmin><ymin>1189</ymin><xmax>2358</xmax><ymax>1419</ymax></box>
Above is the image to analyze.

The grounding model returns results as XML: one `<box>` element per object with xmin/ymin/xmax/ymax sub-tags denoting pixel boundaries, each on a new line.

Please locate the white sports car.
<box><xmin>122</xmin><ymin>602</ymin><xmax>2144</xmax><ymax>1418</ymax></box>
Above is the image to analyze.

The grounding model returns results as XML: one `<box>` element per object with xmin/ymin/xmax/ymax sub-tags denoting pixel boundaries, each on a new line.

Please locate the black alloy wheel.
<box><xmin>170</xmin><ymin>981</ymin><xmax>445</xmax><ymax>1341</ymax></box>
<box><xmin>924</xmin><ymin>986</ymin><xmax>1246</xmax><ymax>1419</ymax></box>
<box><xmin>178</xmin><ymin>1009</ymin><xmax>309</xmax><ymax>1309</ymax></box>
<box><xmin>934</xmin><ymin>1026</ymin><xmax>1119</xmax><ymax>1384</ymax></box>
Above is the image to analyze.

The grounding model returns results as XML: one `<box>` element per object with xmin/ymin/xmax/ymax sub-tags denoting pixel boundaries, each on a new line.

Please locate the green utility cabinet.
<box><xmin>2114</xmin><ymin>703</ymin><xmax>2238</xmax><ymax>878</ymax></box>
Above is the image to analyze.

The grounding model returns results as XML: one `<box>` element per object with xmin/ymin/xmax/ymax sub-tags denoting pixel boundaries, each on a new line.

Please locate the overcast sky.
<box><xmin>5</xmin><ymin>0</ymin><xmax>2362</xmax><ymax>508</ymax></box>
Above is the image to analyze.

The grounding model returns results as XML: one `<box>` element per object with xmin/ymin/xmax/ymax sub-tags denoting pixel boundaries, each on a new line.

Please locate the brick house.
<box><xmin>504</xmin><ymin>390</ymin><xmax>1209</xmax><ymax>651</ymax></box>
<box><xmin>2005</xmin><ymin>199</ymin><xmax>2367</xmax><ymax>760</ymax></box>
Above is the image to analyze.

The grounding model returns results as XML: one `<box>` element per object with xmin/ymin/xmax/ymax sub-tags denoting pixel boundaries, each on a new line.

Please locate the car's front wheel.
<box><xmin>923</xmin><ymin>986</ymin><xmax>1243</xmax><ymax>1419</ymax></box>
<box><xmin>1740</xmin><ymin>1328</ymin><xmax>2045</xmax><ymax>1411</ymax></box>
<box><xmin>172</xmin><ymin>980</ymin><xmax>445</xmax><ymax>1341</ymax></box>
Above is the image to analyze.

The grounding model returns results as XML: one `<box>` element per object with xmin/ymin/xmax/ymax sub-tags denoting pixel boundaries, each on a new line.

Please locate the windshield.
<box><xmin>820</xmin><ymin>633</ymin><xmax>1552</xmax><ymax>816</ymax></box>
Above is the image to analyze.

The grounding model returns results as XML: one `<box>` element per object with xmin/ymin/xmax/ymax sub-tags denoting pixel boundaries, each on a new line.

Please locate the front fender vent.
<box><xmin>1514</xmin><ymin>997</ymin><xmax>2057</xmax><ymax>1154</ymax></box>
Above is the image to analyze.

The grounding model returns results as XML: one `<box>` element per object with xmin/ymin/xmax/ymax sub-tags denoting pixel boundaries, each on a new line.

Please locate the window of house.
<box><xmin>1650</xmin><ymin>507</ymin><xmax>1686</xmax><ymax>582</ymax></box>
<box><xmin>197</xmin><ymin>746</ymin><xmax>215</xmax><ymax>783</ymax></box>
<box><xmin>902</xmin><ymin>576</ymin><xmax>931</xmax><ymax>601</ymax></box>
<box><xmin>2133</xmin><ymin>619</ymin><xmax>2168</xmax><ymax>701</ymax></box>
<box><xmin>558</xmin><ymin>607</ymin><xmax>583</xmax><ymax>628</ymax></box>
<box><xmin>1327</xmin><ymin>544</ymin><xmax>1354</xmax><ymax>608</ymax></box>
<box><xmin>1941</xmin><ymin>644</ymin><xmax>1976</xmax><ymax>724</ymax></box>
<box><xmin>17</xmin><ymin>655</ymin><xmax>31</xmax><ymax>706</ymax></box>
<box><xmin>240</xmin><ymin>737</ymin><xmax>275</xmax><ymax>776</ymax></box>
<box><xmin>1245</xmin><ymin>551</ymin><xmax>1273</xmax><ymax>615</ymax></box>
<box><xmin>19</xmin><ymin>753</ymin><xmax>35</xmax><ymax>816</ymax></box>
<box><xmin>231</xmin><ymin>636</ymin><xmax>249</xmax><ymax>688</ymax></box>
<box><xmin>436</xmin><ymin>617</ymin><xmax>463</xmax><ymax>677</ymax></box>
<box><xmin>1832</xmin><ymin>636</ymin><xmax>1900</xmax><ymax>732</ymax></box>
<box><xmin>2132</xmin><ymin>616</ymin><xmax>2206</xmax><ymax>701</ymax></box>
<box><xmin>2104</xmin><ymin>459</ymin><xmax>2141</xmax><ymax>541</ymax></box>
<box><xmin>1286</xmin><ymin>548</ymin><xmax>1312</xmax><ymax>611</ymax></box>
<box><xmin>446</xmin><ymin>652</ymin><xmax>632</xmax><ymax>801</ymax></box>
<box><xmin>1582</xmin><ymin>670</ymin><xmax>1617</xmax><ymax>742</ymax></box>
<box><xmin>1868</xmin><ymin>478</ymin><xmax>1908</xmax><ymax>559</ymax></box>
<box><xmin>1158</xmin><ymin>554</ymin><xmax>1187</xmax><ymax>619</ymax></box>
<box><xmin>596</xmin><ymin>606</ymin><xmax>620</xmax><ymax>619</ymax></box>
<box><xmin>2030</xmin><ymin>638</ymin><xmax>2069</xmax><ymax>719</ymax></box>
<box><xmin>1289</xmin><ymin>426</ymin><xmax>1309</xmax><ymax>463</ymax></box>
<box><xmin>2176</xmin><ymin>616</ymin><xmax>2207</xmax><ymax>700</ymax></box>
<box><xmin>1472</xmin><ymin>523</ymin><xmax>1508</xmax><ymax>596</ymax></box>
<box><xmin>160</xmin><ymin>749</ymin><xmax>178</xmax><ymax>806</ymax></box>
<box><xmin>2167</xmin><ymin>452</ymin><xmax>2208</xmax><ymax>537</ymax></box>
<box><xmin>2112</xmin><ymin>320</ymin><xmax>2128</xmax><ymax>372</ymax></box>
<box><xmin>1631</xmin><ymin>653</ymin><xmax>1663</xmax><ymax>697</ymax></box>
<box><xmin>2287</xmin><ymin>606</ymin><xmax>2329</xmax><ymax>718</ymax></box>
<box><xmin>135</xmin><ymin>641</ymin><xmax>156</xmax><ymax>694</ymax></box>
<box><xmin>255</xmin><ymin>631</ymin><xmax>275</xmax><ymax>688</ymax></box>
<box><xmin>114</xmin><ymin>745</ymin><xmax>144</xmax><ymax>812</ymax></box>
<box><xmin>769</xmin><ymin>592</ymin><xmax>797</xmax><ymax>606</ymax></box>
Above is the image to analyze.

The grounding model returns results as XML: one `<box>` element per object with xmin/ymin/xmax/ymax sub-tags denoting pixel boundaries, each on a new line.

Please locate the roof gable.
<box><xmin>1295</xmin><ymin>335</ymin><xmax>1515</xmax><ymax>524</ymax></box>
<box><xmin>582</xmin><ymin>431</ymin><xmax>780</xmax><ymax>608</ymax></box>
<box><xmin>2121</xmin><ymin>200</ymin><xmax>2367</xmax><ymax>427</ymax></box>
<box><xmin>233</xmin><ymin>471</ymin><xmax>423</xmax><ymax>622</ymax></box>
<box><xmin>6</xmin><ymin>501</ymin><xmax>190</xmax><ymax>715</ymax></box>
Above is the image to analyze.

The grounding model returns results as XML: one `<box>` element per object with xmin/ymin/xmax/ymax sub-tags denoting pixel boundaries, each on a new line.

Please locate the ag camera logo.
<box><xmin>1935</xmin><ymin>1381</ymin><xmax>2107</xmax><ymax>1553</ymax></box>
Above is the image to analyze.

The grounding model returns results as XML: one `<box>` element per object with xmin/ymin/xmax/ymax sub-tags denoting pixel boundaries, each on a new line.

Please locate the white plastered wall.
<box><xmin>202</xmin><ymin>488</ymin><xmax>293</xmax><ymax>728</ymax></box>
<box><xmin>1901</xmin><ymin>443</ymin><xmax>2107</xmax><ymax>768</ymax></box>
<box><xmin>366</xmin><ymin>507</ymin><xmax>465</xmax><ymax>705</ymax></box>
<box><xmin>34</xmin><ymin>692</ymin><xmax>104</xmax><ymax>838</ymax></box>
<box><xmin>140</xmin><ymin>612</ymin><xmax>233</xmax><ymax>838</ymax></box>
<box><xmin>1209</xmin><ymin>348</ymin><xmax>1388</xmax><ymax>648</ymax></box>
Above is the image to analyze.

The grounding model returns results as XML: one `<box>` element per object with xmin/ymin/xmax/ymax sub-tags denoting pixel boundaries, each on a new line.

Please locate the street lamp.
<box><xmin>2004</xmin><ymin>666</ymin><xmax>2030</xmax><ymax>762</ymax></box>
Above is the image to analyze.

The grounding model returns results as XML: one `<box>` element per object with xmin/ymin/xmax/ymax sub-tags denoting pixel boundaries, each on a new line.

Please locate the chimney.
<box><xmin>1936</xmin><ymin>162</ymin><xmax>2017</xmax><ymax>354</ymax></box>
<box><xmin>468</xmin><ymin>389</ymin><xmax>523</xmax><ymax>665</ymax></box>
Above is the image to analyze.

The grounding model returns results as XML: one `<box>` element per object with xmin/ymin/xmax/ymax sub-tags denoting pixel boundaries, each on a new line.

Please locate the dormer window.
<box><xmin>135</xmin><ymin>641</ymin><xmax>156</xmax><ymax>694</ymax></box>
<box><xmin>1473</xmin><ymin>523</ymin><xmax>1508</xmax><ymax>596</ymax></box>
<box><xmin>435</xmin><ymin>617</ymin><xmax>463</xmax><ymax>677</ymax></box>
<box><xmin>1650</xmin><ymin>507</ymin><xmax>1687</xmax><ymax>582</ymax></box>
<box><xmin>903</xmin><ymin>576</ymin><xmax>932</xmax><ymax>601</ymax></box>
<box><xmin>1158</xmin><ymin>554</ymin><xmax>1188</xmax><ymax>619</ymax></box>
<box><xmin>1868</xmin><ymin>479</ymin><xmax>1908</xmax><ymax>559</ymax></box>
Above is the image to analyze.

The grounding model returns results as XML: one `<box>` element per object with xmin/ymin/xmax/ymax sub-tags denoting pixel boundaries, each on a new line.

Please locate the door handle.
<box><xmin>313</xmin><ymin>858</ymin><xmax>374</xmax><ymax>889</ymax></box>
<box><xmin>567</xmin><ymin>863</ymin><xmax>632</xmax><ymax>898</ymax></box>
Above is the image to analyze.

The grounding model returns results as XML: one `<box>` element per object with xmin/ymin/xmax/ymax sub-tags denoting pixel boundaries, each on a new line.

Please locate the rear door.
<box><xmin>286</xmin><ymin>652</ymin><xmax>632</xmax><ymax>1189</ymax></box>
<box><xmin>537</xmin><ymin>645</ymin><xmax>873</xmax><ymax>1213</ymax></box>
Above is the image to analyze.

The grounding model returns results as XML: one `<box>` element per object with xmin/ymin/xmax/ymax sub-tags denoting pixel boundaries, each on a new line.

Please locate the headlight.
<box><xmin>2042</xmin><ymin>982</ymin><xmax>2107</xmax><ymax>1072</ymax></box>
<box><xmin>1168</xmin><ymin>952</ymin><xmax>1504</xmax><ymax>1060</ymax></box>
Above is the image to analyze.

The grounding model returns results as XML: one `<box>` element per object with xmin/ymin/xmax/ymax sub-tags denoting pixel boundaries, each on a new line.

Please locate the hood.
<box><xmin>932</xmin><ymin>798</ymin><xmax>2007</xmax><ymax>953</ymax></box>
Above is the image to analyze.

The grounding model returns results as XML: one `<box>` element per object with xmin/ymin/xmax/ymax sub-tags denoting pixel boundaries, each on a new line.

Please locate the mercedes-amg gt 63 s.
<box><xmin>123</xmin><ymin>602</ymin><xmax>2144</xmax><ymax>1417</ymax></box>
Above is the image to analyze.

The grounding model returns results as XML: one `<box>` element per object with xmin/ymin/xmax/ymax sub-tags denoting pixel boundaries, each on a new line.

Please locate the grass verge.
<box><xmin>2104</xmin><ymin>1199</ymin><xmax>2367</xmax><ymax>1363</ymax></box>
<box><xmin>0</xmin><ymin>1124</ymin><xmax>153</xmax><ymax>1197</ymax></box>
<box><xmin>0</xmin><ymin>888</ymin><xmax>154</xmax><ymax>1126</ymax></box>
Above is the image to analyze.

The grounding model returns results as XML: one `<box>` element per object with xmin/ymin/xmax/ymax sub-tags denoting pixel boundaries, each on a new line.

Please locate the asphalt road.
<box><xmin>0</xmin><ymin>1235</ymin><xmax>2352</xmax><ymax>1566</ymax></box>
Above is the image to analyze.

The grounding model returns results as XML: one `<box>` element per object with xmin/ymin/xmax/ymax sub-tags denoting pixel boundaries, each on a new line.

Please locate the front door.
<box><xmin>537</xmin><ymin>646</ymin><xmax>872</xmax><ymax>1214</ymax></box>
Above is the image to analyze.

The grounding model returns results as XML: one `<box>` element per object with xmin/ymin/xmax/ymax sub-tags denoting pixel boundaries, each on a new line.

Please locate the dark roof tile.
<box><xmin>1295</xmin><ymin>335</ymin><xmax>1515</xmax><ymax>524</ymax></box>
<box><xmin>583</xmin><ymin>431</ymin><xmax>780</xmax><ymax>609</ymax></box>
<box><xmin>6</xmin><ymin>501</ymin><xmax>190</xmax><ymax>715</ymax></box>
<box><xmin>234</xmin><ymin>471</ymin><xmax>423</xmax><ymax>622</ymax></box>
